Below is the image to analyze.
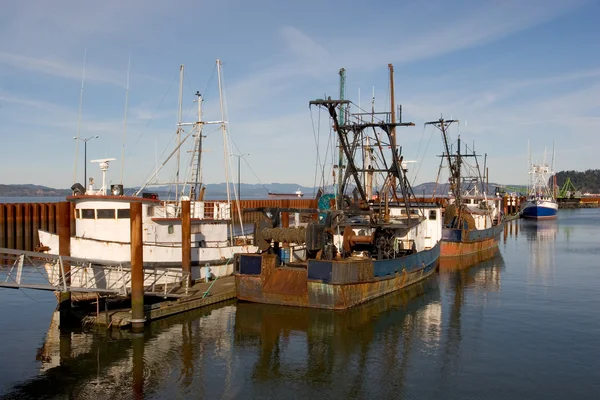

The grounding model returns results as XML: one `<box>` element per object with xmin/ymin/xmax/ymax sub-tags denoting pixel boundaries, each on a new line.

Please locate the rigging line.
<box><xmin>413</xmin><ymin>124</ymin><xmax>426</xmax><ymax>167</ymax></box>
<box><xmin>183</xmin><ymin>62</ymin><xmax>218</xmax><ymax>122</ymax></box>
<box><xmin>412</xmin><ymin>125</ymin><xmax>436</xmax><ymax>185</ymax></box>
<box><xmin>321</xmin><ymin>118</ymin><xmax>334</xmax><ymax>189</ymax></box>
<box><xmin>310</xmin><ymin>106</ymin><xmax>323</xmax><ymax>193</ymax></box>
<box><xmin>127</xmin><ymin>70</ymin><xmax>180</xmax><ymax>155</ymax></box>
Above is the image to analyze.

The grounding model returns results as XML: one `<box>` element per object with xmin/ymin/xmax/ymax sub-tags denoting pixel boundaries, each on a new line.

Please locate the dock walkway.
<box><xmin>86</xmin><ymin>276</ymin><xmax>237</xmax><ymax>329</ymax></box>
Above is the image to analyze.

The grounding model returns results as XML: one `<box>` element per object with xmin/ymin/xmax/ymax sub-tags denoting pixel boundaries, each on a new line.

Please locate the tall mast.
<box><xmin>388</xmin><ymin>64</ymin><xmax>398</xmax><ymax>200</ymax></box>
<box><xmin>216</xmin><ymin>59</ymin><xmax>232</xmax><ymax>210</ymax></box>
<box><xmin>191</xmin><ymin>91</ymin><xmax>203</xmax><ymax>199</ymax></box>
<box><xmin>337</xmin><ymin>68</ymin><xmax>346</xmax><ymax>209</ymax></box>
<box><xmin>120</xmin><ymin>54</ymin><xmax>131</xmax><ymax>184</ymax></box>
<box><xmin>73</xmin><ymin>49</ymin><xmax>87</xmax><ymax>185</ymax></box>
<box><xmin>176</xmin><ymin>64</ymin><xmax>184</xmax><ymax>201</ymax></box>
<box><xmin>425</xmin><ymin>118</ymin><xmax>460</xmax><ymax>200</ymax></box>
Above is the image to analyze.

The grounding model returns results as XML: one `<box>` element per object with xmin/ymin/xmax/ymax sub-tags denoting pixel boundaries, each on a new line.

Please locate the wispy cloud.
<box><xmin>0</xmin><ymin>51</ymin><xmax>124</xmax><ymax>86</ymax></box>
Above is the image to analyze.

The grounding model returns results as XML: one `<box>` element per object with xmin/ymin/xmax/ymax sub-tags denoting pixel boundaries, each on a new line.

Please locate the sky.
<box><xmin>1</xmin><ymin>0</ymin><xmax>599</xmax><ymax>190</ymax></box>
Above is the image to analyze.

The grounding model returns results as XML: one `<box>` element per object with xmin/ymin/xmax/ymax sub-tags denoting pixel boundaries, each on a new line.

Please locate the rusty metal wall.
<box><xmin>229</xmin><ymin>199</ymin><xmax>318</xmax><ymax>224</ymax></box>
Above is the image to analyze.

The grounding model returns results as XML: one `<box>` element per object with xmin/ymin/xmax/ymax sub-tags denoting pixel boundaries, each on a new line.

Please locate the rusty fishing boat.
<box><xmin>235</xmin><ymin>65</ymin><xmax>443</xmax><ymax>310</ymax></box>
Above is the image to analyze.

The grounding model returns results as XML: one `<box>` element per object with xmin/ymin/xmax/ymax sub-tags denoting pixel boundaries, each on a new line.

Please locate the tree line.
<box><xmin>554</xmin><ymin>170</ymin><xmax>600</xmax><ymax>194</ymax></box>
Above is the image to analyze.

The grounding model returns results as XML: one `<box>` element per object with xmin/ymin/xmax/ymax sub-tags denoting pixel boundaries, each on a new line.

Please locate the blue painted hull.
<box><xmin>521</xmin><ymin>203</ymin><xmax>558</xmax><ymax>220</ymax></box>
<box><xmin>236</xmin><ymin>242</ymin><xmax>441</xmax><ymax>309</ymax></box>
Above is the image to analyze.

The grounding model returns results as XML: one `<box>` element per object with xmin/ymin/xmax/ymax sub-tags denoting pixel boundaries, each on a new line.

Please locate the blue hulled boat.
<box><xmin>521</xmin><ymin>149</ymin><xmax>558</xmax><ymax>220</ymax></box>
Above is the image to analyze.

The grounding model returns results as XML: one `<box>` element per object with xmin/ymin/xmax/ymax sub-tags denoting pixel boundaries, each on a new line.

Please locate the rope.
<box><xmin>310</xmin><ymin>105</ymin><xmax>323</xmax><ymax>192</ymax></box>
<box><xmin>412</xmin><ymin>125</ymin><xmax>437</xmax><ymax>185</ymax></box>
<box><xmin>127</xmin><ymin>71</ymin><xmax>179</xmax><ymax>156</ymax></box>
<box><xmin>201</xmin><ymin>257</ymin><xmax>233</xmax><ymax>298</ymax></box>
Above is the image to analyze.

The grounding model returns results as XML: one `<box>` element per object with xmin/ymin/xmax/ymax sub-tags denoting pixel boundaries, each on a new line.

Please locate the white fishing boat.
<box><xmin>39</xmin><ymin>60</ymin><xmax>256</xmax><ymax>282</ymax></box>
<box><xmin>521</xmin><ymin>146</ymin><xmax>558</xmax><ymax>220</ymax></box>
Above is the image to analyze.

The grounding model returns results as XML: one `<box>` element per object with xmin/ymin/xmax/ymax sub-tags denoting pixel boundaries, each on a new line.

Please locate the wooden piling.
<box><xmin>0</xmin><ymin>205</ymin><xmax>5</xmax><ymax>265</ymax></box>
<box><xmin>48</xmin><ymin>203</ymin><xmax>56</xmax><ymax>234</ymax></box>
<box><xmin>24</xmin><ymin>204</ymin><xmax>32</xmax><ymax>251</ymax></box>
<box><xmin>69</xmin><ymin>202</ymin><xmax>76</xmax><ymax>237</ymax></box>
<box><xmin>6</xmin><ymin>204</ymin><xmax>15</xmax><ymax>250</ymax></box>
<box><xmin>0</xmin><ymin>204</ymin><xmax>5</xmax><ymax>248</ymax></box>
<box><xmin>32</xmin><ymin>204</ymin><xmax>40</xmax><ymax>249</ymax></box>
<box><xmin>130</xmin><ymin>201</ymin><xmax>145</xmax><ymax>332</ymax></box>
<box><xmin>40</xmin><ymin>203</ymin><xmax>48</xmax><ymax>233</ymax></box>
<box><xmin>132</xmin><ymin>332</ymin><xmax>145</xmax><ymax>398</ymax></box>
<box><xmin>58</xmin><ymin>201</ymin><xmax>71</xmax><ymax>318</ymax></box>
<box><xmin>181</xmin><ymin>200</ymin><xmax>192</xmax><ymax>286</ymax></box>
<box><xmin>15</xmin><ymin>204</ymin><xmax>23</xmax><ymax>250</ymax></box>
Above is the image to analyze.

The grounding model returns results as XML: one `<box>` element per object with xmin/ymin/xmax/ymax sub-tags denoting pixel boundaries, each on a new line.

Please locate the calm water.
<box><xmin>1</xmin><ymin>209</ymin><xmax>599</xmax><ymax>399</ymax></box>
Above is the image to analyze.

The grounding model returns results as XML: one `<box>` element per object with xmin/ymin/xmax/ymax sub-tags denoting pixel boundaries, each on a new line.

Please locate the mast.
<box><xmin>73</xmin><ymin>49</ymin><xmax>87</xmax><ymax>185</ymax></box>
<box><xmin>365</xmin><ymin>136</ymin><xmax>373</xmax><ymax>199</ymax></box>
<box><xmin>189</xmin><ymin>91</ymin><xmax>203</xmax><ymax>200</ymax></box>
<box><xmin>216</xmin><ymin>59</ymin><xmax>234</xmax><ymax>246</ymax></box>
<box><xmin>425</xmin><ymin>118</ymin><xmax>460</xmax><ymax>200</ymax></box>
<box><xmin>120</xmin><ymin>54</ymin><xmax>131</xmax><ymax>184</ymax></box>
<box><xmin>337</xmin><ymin>68</ymin><xmax>346</xmax><ymax>209</ymax></box>
<box><xmin>389</xmin><ymin>64</ymin><xmax>398</xmax><ymax>201</ymax></box>
<box><xmin>176</xmin><ymin>65</ymin><xmax>185</xmax><ymax>201</ymax></box>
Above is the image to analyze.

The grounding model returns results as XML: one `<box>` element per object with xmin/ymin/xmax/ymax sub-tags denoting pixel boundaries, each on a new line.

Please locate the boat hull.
<box><xmin>235</xmin><ymin>242</ymin><xmax>440</xmax><ymax>310</ymax></box>
<box><xmin>38</xmin><ymin>230</ymin><xmax>255</xmax><ymax>280</ymax></box>
<box><xmin>440</xmin><ymin>223</ymin><xmax>503</xmax><ymax>258</ymax></box>
<box><xmin>521</xmin><ymin>201</ymin><xmax>558</xmax><ymax>220</ymax></box>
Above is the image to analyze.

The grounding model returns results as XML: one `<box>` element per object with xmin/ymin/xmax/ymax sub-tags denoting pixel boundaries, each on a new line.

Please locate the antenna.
<box><xmin>73</xmin><ymin>49</ymin><xmax>87</xmax><ymax>184</ymax></box>
<box><xmin>91</xmin><ymin>158</ymin><xmax>117</xmax><ymax>195</ymax></box>
<box><xmin>120</xmin><ymin>54</ymin><xmax>131</xmax><ymax>183</ymax></box>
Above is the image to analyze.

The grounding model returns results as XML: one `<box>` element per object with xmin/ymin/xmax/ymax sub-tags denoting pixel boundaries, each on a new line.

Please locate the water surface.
<box><xmin>1</xmin><ymin>209</ymin><xmax>599</xmax><ymax>399</ymax></box>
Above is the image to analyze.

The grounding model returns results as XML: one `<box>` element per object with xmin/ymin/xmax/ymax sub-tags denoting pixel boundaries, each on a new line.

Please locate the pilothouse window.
<box><xmin>117</xmin><ymin>209</ymin><xmax>130</xmax><ymax>219</ymax></box>
<box><xmin>81</xmin><ymin>209</ymin><xmax>95</xmax><ymax>219</ymax></box>
<box><xmin>429</xmin><ymin>210</ymin><xmax>437</xmax><ymax>220</ymax></box>
<box><xmin>97</xmin><ymin>209</ymin><xmax>115</xmax><ymax>219</ymax></box>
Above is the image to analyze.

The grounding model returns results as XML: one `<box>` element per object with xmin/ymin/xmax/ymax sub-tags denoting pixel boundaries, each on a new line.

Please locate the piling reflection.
<box><xmin>1</xmin><ymin>300</ymin><xmax>237</xmax><ymax>400</ymax></box>
<box><xmin>234</xmin><ymin>278</ymin><xmax>441</xmax><ymax>395</ymax></box>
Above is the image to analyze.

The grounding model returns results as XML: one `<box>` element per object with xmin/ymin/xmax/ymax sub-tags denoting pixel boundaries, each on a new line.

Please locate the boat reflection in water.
<box><xmin>234</xmin><ymin>278</ymin><xmax>441</xmax><ymax>391</ymax></box>
<box><xmin>520</xmin><ymin>219</ymin><xmax>558</xmax><ymax>282</ymax></box>
<box><xmin>4</xmin><ymin>301</ymin><xmax>238</xmax><ymax>400</ymax></box>
<box><xmin>435</xmin><ymin>247</ymin><xmax>505</xmax><ymax>390</ymax></box>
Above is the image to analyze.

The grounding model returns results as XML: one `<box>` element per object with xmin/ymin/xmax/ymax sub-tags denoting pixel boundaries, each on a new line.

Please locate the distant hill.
<box><xmin>555</xmin><ymin>170</ymin><xmax>600</xmax><ymax>194</ymax></box>
<box><xmin>0</xmin><ymin>184</ymin><xmax>70</xmax><ymax>197</ymax></box>
<box><xmin>0</xmin><ymin>181</ymin><xmax>526</xmax><ymax>199</ymax></box>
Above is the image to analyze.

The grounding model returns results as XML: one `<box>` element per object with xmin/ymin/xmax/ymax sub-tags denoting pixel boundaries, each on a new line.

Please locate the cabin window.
<box><xmin>117</xmin><ymin>209</ymin><xmax>130</xmax><ymax>219</ymax></box>
<box><xmin>168</xmin><ymin>225</ymin><xmax>174</xmax><ymax>234</ymax></box>
<box><xmin>463</xmin><ymin>199</ymin><xmax>471</xmax><ymax>204</ymax></box>
<box><xmin>147</xmin><ymin>206</ymin><xmax>154</xmax><ymax>217</ymax></box>
<box><xmin>81</xmin><ymin>209</ymin><xmax>95</xmax><ymax>219</ymax></box>
<box><xmin>429</xmin><ymin>210</ymin><xmax>437</xmax><ymax>220</ymax></box>
<box><xmin>400</xmin><ymin>209</ymin><xmax>406</xmax><ymax>215</ymax></box>
<box><xmin>97</xmin><ymin>209</ymin><xmax>115</xmax><ymax>219</ymax></box>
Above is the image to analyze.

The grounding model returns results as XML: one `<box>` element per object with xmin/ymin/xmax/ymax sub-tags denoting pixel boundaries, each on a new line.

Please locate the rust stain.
<box><xmin>441</xmin><ymin>236</ymin><xmax>498</xmax><ymax>257</ymax></box>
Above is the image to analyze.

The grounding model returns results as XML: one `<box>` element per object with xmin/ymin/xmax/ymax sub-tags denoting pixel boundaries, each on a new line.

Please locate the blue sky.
<box><xmin>1</xmin><ymin>0</ymin><xmax>599</xmax><ymax>190</ymax></box>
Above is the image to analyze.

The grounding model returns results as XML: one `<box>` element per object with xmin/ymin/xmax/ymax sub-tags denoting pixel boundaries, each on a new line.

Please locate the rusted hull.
<box><xmin>439</xmin><ymin>246</ymin><xmax>499</xmax><ymax>271</ymax></box>
<box><xmin>235</xmin><ymin>242</ymin><xmax>440</xmax><ymax>310</ymax></box>
<box><xmin>440</xmin><ymin>222</ymin><xmax>503</xmax><ymax>258</ymax></box>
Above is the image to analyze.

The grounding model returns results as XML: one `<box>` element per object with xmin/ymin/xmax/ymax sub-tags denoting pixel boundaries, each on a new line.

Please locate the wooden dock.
<box><xmin>84</xmin><ymin>276</ymin><xmax>237</xmax><ymax>329</ymax></box>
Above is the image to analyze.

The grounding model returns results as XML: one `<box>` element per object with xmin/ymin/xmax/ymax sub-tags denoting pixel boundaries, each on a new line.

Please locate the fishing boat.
<box><xmin>521</xmin><ymin>147</ymin><xmax>558</xmax><ymax>220</ymax></box>
<box><xmin>425</xmin><ymin>118</ymin><xmax>504</xmax><ymax>258</ymax></box>
<box><xmin>235</xmin><ymin>65</ymin><xmax>443</xmax><ymax>310</ymax></box>
<box><xmin>38</xmin><ymin>61</ymin><xmax>255</xmax><ymax>282</ymax></box>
